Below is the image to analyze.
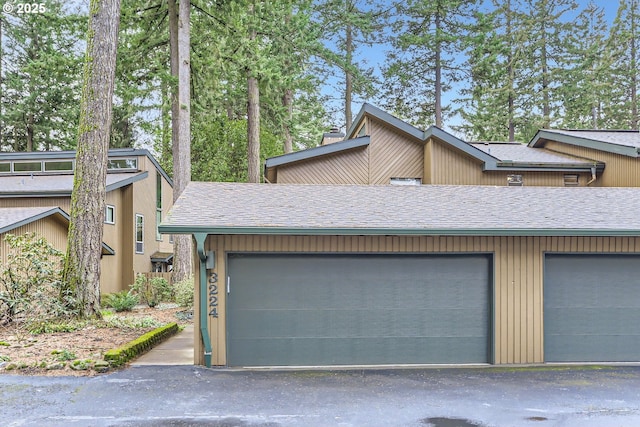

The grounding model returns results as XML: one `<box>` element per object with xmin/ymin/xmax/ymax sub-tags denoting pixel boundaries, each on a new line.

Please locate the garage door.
<box><xmin>227</xmin><ymin>254</ymin><xmax>491</xmax><ymax>366</ymax></box>
<box><xmin>544</xmin><ymin>255</ymin><xmax>640</xmax><ymax>362</ymax></box>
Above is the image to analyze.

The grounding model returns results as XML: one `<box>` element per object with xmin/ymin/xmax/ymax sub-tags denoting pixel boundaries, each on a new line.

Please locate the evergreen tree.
<box><xmin>382</xmin><ymin>0</ymin><xmax>477</xmax><ymax>129</ymax></box>
<box><xmin>559</xmin><ymin>2</ymin><xmax>612</xmax><ymax>129</ymax></box>
<box><xmin>606</xmin><ymin>0</ymin><xmax>639</xmax><ymax>129</ymax></box>
<box><xmin>0</xmin><ymin>1</ymin><xmax>85</xmax><ymax>151</ymax></box>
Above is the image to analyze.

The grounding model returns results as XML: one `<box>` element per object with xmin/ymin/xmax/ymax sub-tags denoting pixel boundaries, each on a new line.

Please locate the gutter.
<box><xmin>194</xmin><ymin>233</ymin><xmax>213</xmax><ymax>368</ymax></box>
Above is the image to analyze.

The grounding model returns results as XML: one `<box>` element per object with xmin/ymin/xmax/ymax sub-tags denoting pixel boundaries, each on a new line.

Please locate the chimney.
<box><xmin>320</xmin><ymin>126</ymin><xmax>345</xmax><ymax>146</ymax></box>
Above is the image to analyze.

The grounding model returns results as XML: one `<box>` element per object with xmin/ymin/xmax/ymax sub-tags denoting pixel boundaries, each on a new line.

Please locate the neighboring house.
<box><xmin>0</xmin><ymin>206</ymin><xmax>113</xmax><ymax>266</ymax></box>
<box><xmin>161</xmin><ymin>182</ymin><xmax>640</xmax><ymax>367</ymax></box>
<box><xmin>529</xmin><ymin>129</ymin><xmax>640</xmax><ymax>186</ymax></box>
<box><xmin>265</xmin><ymin>104</ymin><xmax>609</xmax><ymax>187</ymax></box>
<box><xmin>0</xmin><ymin>149</ymin><xmax>174</xmax><ymax>294</ymax></box>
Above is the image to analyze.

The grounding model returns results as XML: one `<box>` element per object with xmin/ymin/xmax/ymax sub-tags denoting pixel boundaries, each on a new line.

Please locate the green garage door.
<box><xmin>545</xmin><ymin>255</ymin><xmax>640</xmax><ymax>362</ymax></box>
<box><xmin>227</xmin><ymin>254</ymin><xmax>491</xmax><ymax>366</ymax></box>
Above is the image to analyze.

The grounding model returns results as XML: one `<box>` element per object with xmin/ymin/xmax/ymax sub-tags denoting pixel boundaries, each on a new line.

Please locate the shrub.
<box><xmin>103</xmin><ymin>290</ymin><xmax>139</xmax><ymax>312</ymax></box>
<box><xmin>172</xmin><ymin>276</ymin><xmax>194</xmax><ymax>308</ymax></box>
<box><xmin>0</xmin><ymin>233</ymin><xmax>76</xmax><ymax>326</ymax></box>
<box><xmin>130</xmin><ymin>274</ymin><xmax>172</xmax><ymax>307</ymax></box>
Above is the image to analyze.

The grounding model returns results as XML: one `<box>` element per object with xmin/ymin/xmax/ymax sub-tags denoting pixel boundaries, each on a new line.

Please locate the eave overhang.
<box><xmin>159</xmin><ymin>225</ymin><xmax>640</xmax><ymax>238</ymax></box>
<box><xmin>0</xmin><ymin>207</ymin><xmax>68</xmax><ymax>234</ymax></box>
<box><xmin>529</xmin><ymin>130</ymin><xmax>640</xmax><ymax>158</ymax></box>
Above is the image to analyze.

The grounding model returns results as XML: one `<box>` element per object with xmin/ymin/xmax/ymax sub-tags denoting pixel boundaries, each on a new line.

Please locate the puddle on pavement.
<box><xmin>422</xmin><ymin>417</ymin><xmax>484</xmax><ymax>427</ymax></box>
<box><xmin>526</xmin><ymin>416</ymin><xmax>549</xmax><ymax>421</ymax></box>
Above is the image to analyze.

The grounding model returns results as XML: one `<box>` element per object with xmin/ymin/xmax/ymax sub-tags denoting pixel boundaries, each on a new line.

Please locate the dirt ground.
<box><xmin>0</xmin><ymin>304</ymin><xmax>192</xmax><ymax>376</ymax></box>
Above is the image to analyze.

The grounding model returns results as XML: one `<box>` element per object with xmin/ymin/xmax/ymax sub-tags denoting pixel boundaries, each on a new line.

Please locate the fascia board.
<box><xmin>346</xmin><ymin>103</ymin><xmax>425</xmax><ymax>141</ymax></box>
<box><xmin>106</xmin><ymin>171</ymin><xmax>149</xmax><ymax>192</ymax></box>
<box><xmin>490</xmin><ymin>162</ymin><xmax>605</xmax><ymax>173</ymax></box>
<box><xmin>426</xmin><ymin>127</ymin><xmax>500</xmax><ymax>169</ymax></box>
<box><xmin>529</xmin><ymin>130</ymin><xmax>638</xmax><ymax>157</ymax></box>
<box><xmin>158</xmin><ymin>225</ymin><xmax>640</xmax><ymax>238</ymax></box>
<box><xmin>264</xmin><ymin>137</ymin><xmax>370</xmax><ymax>168</ymax></box>
<box><xmin>0</xmin><ymin>207</ymin><xmax>69</xmax><ymax>234</ymax></box>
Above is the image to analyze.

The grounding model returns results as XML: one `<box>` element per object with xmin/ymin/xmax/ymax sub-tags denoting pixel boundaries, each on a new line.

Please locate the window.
<box><xmin>564</xmin><ymin>174</ymin><xmax>579</xmax><ymax>186</ymax></box>
<box><xmin>105</xmin><ymin>205</ymin><xmax>115</xmax><ymax>224</ymax></box>
<box><xmin>0</xmin><ymin>163</ymin><xmax>9</xmax><ymax>173</ymax></box>
<box><xmin>156</xmin><ymin>173</ymin><xmax>162</xmax><ymax>241</ymax></box>
<box><xmin>507</xmin><ymin>174</ymin><xmax>523</xmax><ymax>186</ymax></box>
<box><xmin>356</xmin><ymin>123</ymin><xmax>367</xmax><ymax>137</ymax></box>
<box><xmin>44</xmin><ymin>160</ymin><xmax>73</xmax><ymax>172</ymax></box>
<box><xmin>108</xmin><ymin>158</ymin><xmax>138</xmax><ymax>171</ymax></box>
<box><xmin>135</xmin><ymin>214</ymin><xmax>144</xmax><ymax>254</ymax></box>
<box><xmin>390</xmin><ymin>178</ymin><xmax>421</xmax><ymax>186</ymax></box>
<box><xmin>13</xmin><ymin>161</ymin><xmax>42</xmax><ymax>172</ymax></box>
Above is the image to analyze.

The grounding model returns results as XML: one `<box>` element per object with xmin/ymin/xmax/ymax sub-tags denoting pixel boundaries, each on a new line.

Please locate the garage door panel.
<box><xmin>545</xmin><ymin>255</ymin><xmax>640</xmax><ymax>362</ymax></box>
<box><xmin>228</xmin><ymin>254</ymin><xmax>491</xmax><ymax>366</ymax></box>
<box><xmin>230</xmin><ymin>336</ymin><xmax>489</xmax><ymax>366</ymax></box>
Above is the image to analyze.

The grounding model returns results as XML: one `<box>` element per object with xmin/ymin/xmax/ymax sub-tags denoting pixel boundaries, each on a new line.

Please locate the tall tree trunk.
<box><xmin>541</xmin><ymin>30</ymin><xmax>550</xmax><ymax>128</ymax></box>
<box><xmin>282</xmin><ymin>89</ymin><xmax>293</xmax><ymax>153</ymax></box>
<box><xmin>169</xmin><ymin>0</ymin><xmax>192</xmax><ymax>283</ymax></box>
<box><xmin>345</xmin><ymin>21</ymin><xmax>353</xmax><ymax>131</ymax></box>
<box><xmin>506</xmin><ymin>0</ymin><xmax>515</xmax><ymax>141</ymax></box>
<box><xmin>247</xmin><ymin>74</ymin><xmax>260</xmax><ymax>183</ymax></box>
<box><xmin>26</xmin><ymin>114</ymin><xmax>34</xmax><ymax>151</ymax></box>
<box><xmin>247</xmin><ymin>1</ymin><xmax>260</xmax><ymax>183</ymax></box>
<box><xmin>63</xmin><ymin>0</ymin><xmax>121</xmax><ymax>318</ymax></box>
<box><xmin>434</xmin><ymin>11</ymin><xmax>443</xmax><ymax>128</ymax></box>
<box><xmin>631</xmin><ymin>0</ymin><xmax>638</xmax><ymax>129</ymax></box>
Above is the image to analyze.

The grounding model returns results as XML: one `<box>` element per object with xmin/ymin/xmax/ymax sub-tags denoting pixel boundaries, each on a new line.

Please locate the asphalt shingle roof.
<box><xmin>161</xmin><ymin>182</ymin><xmax>640</xmax><ymax>236</ymax></box>
<box><xmin>0</xmin><ymin>172</ymin><xmax>147</xmax><ymax>196</ymax></box>
<box><xmin>470</xmin><ymin>143</ymin><xmax>598</xmax><ymax>164</ymax></box>
<box><xmin>0</xmin><ymin>206</ymin><xmax>67</xmax><ymax>234</ymax></box>
<box><xmin>542</xmin><ymin>129</ymin><xmax>640</xmax><ymax>148</ymax></box>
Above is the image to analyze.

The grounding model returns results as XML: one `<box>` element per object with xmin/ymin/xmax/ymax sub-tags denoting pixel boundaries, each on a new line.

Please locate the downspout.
<box><xmin>194</xmin><ymin>233</ymin><xmax>212</xmax><ymax>367</ymax></box>
<box><xmin>586</xmin><ymin>165</ymin><xmax>597</xmax><ymax>186</ymax></box>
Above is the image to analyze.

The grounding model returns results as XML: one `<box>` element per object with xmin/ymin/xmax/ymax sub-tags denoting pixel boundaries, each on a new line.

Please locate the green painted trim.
<box><xmin>194</xmin><ymin>232</ymin><xmax>212</xmax><ymax>368</ymax></box>
<box><xmin>106</xmin><ymin>171</ymin><xmax>148</xmax><ymax>192</ymax></box>
<box><xmin>159</xmin><ymin>226</ymin><xmax>640</xmax><ymax>238</ymax></box>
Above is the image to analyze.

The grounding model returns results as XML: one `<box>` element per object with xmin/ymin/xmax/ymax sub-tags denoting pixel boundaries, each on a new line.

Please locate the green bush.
<box><xmin>103</xmin><ymin>290</ymin><xmax>139</xmax><ymax>312</ymax></box>
<box><xmin>130</xmin><ymin>274</ymin><xmax>172</xmax><ymax>307</ymax></box>
<box><xmin>172</xmin><ymin>276</ymin><xmax>194</xmax><ymax>308</ymax></box>
<box><xmin>0</xmin><ymin>233</ymin><xmax>76</xmax><ymax>325</ymax></box>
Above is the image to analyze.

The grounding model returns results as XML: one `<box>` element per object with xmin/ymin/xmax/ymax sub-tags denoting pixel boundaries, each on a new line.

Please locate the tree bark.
<box><xmin>63</xmin><ymin>0</ymin><xmax>121</xmax><ymax>317</ymax></box>
<box><xmin>247</xmin><ymin>2</ymin><xmax>260</xmax><ymax>183</ymax></box>
<box><xmin>169</xmin><ymin>0</ymin><xmax>192</xmax><ymax>283</ymax></box>
<box><xmin>434</xmin><ymin>11</ymin><xmax>443</xmax><ymax>128</ymax></box>
<box><xmin>282</xmin><ymin>89</ymin><xmax>293</xmax><ymax>154</ymax></box>
<box><xmin>345</xmin><ymin>21</ymin><xmax>353</xmax><ymax>131</ymax></box>
<box><xmin>247</xmin><ymin>74</ymin><xmax>260</xmax><ymax>183</ymax></box>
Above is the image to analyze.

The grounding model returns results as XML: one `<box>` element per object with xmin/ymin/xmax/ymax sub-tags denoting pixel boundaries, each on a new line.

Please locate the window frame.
<box><xmin>135</xmin><ymin>214</ymin><xmax>144</xmax><ymax>254</ymax></box>
<box><xmin>105</xmin><ymin>205</ymin><xmax>116</xmax><ymax>224</ymax></box>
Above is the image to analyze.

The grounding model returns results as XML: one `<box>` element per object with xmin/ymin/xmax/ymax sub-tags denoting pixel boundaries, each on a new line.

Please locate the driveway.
<box><xmin>2</xmin><ymin>365</ymin><xmax>640</xmax><ymax>426</ymax></box>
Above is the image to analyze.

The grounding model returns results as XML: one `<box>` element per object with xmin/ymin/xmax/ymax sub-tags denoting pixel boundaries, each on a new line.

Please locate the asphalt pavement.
<box><xmin>2</xmin><ymin>365</ymin><xmax>640</xmax><ymax>426</ymax></box>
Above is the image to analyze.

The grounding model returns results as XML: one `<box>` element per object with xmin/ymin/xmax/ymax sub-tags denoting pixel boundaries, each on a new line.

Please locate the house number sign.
<box><xmin>208</xmin><ymin>271</ymin><xmax>219</xmax><ymax>318</ymax></box>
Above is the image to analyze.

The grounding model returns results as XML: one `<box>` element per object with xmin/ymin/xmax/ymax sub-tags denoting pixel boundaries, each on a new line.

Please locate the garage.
<box><xmin>544</xmin><ymin>255</ymin><xmax>640</xmax><ymax>362</ymax></box>
<box><xmin>226</xmin><ymin>253</ymin><xmax>492</xmax><ymax>367</ymax></box>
